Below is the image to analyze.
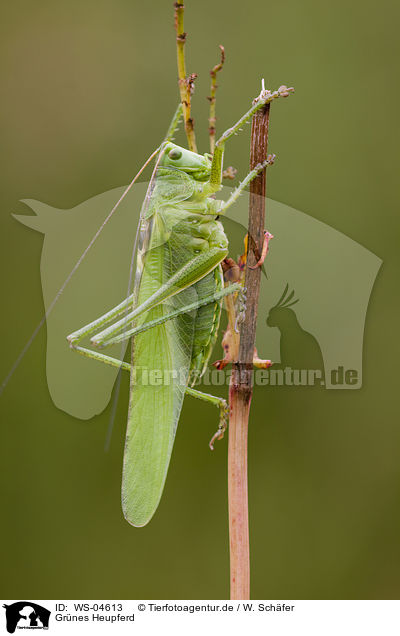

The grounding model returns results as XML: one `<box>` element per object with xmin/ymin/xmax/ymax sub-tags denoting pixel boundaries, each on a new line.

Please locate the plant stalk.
<box><xmin>208</xmin><ymin>45</ymin><xmax>225</xmax><ymax>153</ymax></box>
<box><xmin>174</xmin><ymin>1</ymin><xmax>197</xmax><ymax>152</ymax></box>
<box><xmin>228</xmin><ymin>102</ymin><xmax>270</xmax><ymax>600</ymax></box>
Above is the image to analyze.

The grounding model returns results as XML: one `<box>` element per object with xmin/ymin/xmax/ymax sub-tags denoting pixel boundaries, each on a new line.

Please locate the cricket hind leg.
<box><xmin>86</xmin><ymin>244</ymin><xmax>229</xmax><ymax>349</ymax></box>
<box><xmin>90</xmin><ymin>282</ymin><xmax>241</xmax><ymax>348</ymax></box>
<box><xmin>67</xmin><ymin>283</ymin><xmax>240</xmax><ymax>367</ymax></box>
<box><xmin>66</xmin><ymin>293</ymin><xmax>136</xmax><ymax>369</ymax></box>
<box><xmin>67</xmin><ymin>293</ymin><xmax>134</xmax><ymax>346</ymax></box>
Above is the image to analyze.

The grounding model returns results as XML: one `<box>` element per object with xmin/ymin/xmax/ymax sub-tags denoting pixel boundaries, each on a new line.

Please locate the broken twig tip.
<box><xmin>249</xmin><ymin>231</ymin><xmax>274</xmax><ymax>269</ymax></box>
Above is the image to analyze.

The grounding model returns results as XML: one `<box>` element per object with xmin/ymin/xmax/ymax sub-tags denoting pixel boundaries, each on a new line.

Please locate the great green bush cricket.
<box><xmin>67</xmin><ymin>85</ymin><xmax>292</xmax><ymax>527</ymax></box>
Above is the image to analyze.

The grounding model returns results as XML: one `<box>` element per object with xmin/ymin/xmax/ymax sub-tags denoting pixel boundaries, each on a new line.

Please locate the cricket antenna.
<box><xmin>0</xmin><ymin>145</ymin><xmax>162</xmax><ymax>397</ymax></box>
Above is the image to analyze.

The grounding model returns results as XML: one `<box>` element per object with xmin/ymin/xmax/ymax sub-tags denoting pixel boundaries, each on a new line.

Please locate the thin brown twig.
<box><xmin>228</xmin><ymin>101</ymin><xmax>271</xmax><ymax>600</ymax></box>
<box><xmin>208</xmin><ymin>45</ymin><xmax>225</xmax><ymax>153</ymax></box>
<box><xmin>174</xmin><ymin>1</ymin><xmax>197</xmax><ymax>152</ymax></box>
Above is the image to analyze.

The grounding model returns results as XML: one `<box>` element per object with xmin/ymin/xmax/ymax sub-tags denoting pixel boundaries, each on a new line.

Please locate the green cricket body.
<box><xmin>123</xmin><ymin>143</ymin><xmax>228</xmax><ymax>526</ymax></box>
<box><xmin>67</xmin><ymin>86</ymin><xmax>285</xmax><ymax>527</ymax></box>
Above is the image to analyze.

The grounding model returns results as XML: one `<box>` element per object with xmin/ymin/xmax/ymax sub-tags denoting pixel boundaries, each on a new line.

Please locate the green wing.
<box><xmin>122</xmin><ymin>183</ymin><xmax>198</xmax><ymax>527</ymax></box>
<box><xmin>143</xmin><ymin>166</ymin><xmax>195</xmax><ymax>220</ymax></box>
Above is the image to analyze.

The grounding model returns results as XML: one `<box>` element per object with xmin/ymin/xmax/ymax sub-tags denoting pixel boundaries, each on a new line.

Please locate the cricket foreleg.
<box><xmin>216</xmin><ymin>84</ymin><xmax>294</xmax><ymax>150</ymax></box>
<box><xmin>206</xmin><ymin>84</ymin><xmax>293</xmax><ymax>191</ymax></box>
<box><xmin>186</xmin><ymin>386</ymin><xmax>229</xmax><ymax>450</ymax></box>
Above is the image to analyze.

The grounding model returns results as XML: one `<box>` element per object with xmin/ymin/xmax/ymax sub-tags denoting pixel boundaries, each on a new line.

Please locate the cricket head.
<box><xmin>159</xmin><ymin>142</ymin><xmax>212</xmax><ymax>180</ymax></box>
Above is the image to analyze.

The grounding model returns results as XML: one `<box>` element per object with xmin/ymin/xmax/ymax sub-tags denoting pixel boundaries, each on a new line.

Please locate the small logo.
<box><xmin>2</xmin><ymin>602</ymin><xmax>50</xmax><ymax>633</ymax></box>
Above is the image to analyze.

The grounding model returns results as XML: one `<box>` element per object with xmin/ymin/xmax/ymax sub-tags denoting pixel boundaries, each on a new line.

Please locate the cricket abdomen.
<box><xmin>188</xmin><ymin>265</ymin><xmax>224</xmax><ymax>385</ymax></box>
<box><xmin>162</xmin><ymin>203</ymin><xmax>227</xmax><ymax>385</ymax></box>
<box><xmin>143</xmin><ymin>196</ymin><xmax>228</xmax><ymax>387</ymax></box>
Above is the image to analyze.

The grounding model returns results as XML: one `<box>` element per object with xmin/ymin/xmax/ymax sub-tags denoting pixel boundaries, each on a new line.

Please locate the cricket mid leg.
<box><xmin>71</xmin><ymin>345</ymin><xmax>131</xmax><ymax>372</ymax></box>
<box><xmin>68</xmin><ymin>343</ymin><xmax>229</xmax><ymax>449</ymax></box>
<box><xmin>219</xmin><ymin>155</ymin><xmax>276</xmax><ymax>215</ymax></box>
<box><xmin>91</xmin><ymin>283</ymin><xmax>241</xmax><ymax>347</ymax></box>
<box><xmin>185</xmin><ymin>386</ymin><xmax>229</xmax><ymax>450</ymax></box>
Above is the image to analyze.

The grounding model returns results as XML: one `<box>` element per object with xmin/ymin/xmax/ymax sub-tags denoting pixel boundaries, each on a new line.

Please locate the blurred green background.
<box><xmin>1</xmin><ymin>0</ymin><xmax>399</xmax><ymax>599</ymax></box>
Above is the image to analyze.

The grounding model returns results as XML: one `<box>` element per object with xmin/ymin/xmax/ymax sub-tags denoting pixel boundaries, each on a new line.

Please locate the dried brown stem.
<box><xmin>174</xmin><ymin>1</ymin><xmax>197</xmax><ymax>152</ymax></box>
<box><xmin>228</xmin><ymin>102</ymin><xmax>271</xmax><ymax>600</ymax></box>
<box><xmin>208</xmin><ymin>45</ymin><xmax>225</xmax><ymax>153</ymax></box>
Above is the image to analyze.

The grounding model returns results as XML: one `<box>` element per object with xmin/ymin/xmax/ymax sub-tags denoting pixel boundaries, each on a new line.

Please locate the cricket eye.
<box><xmin>168</xmin><ymin>148</ymin><xmax>182</xmax><ymax>160</ymax></box>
